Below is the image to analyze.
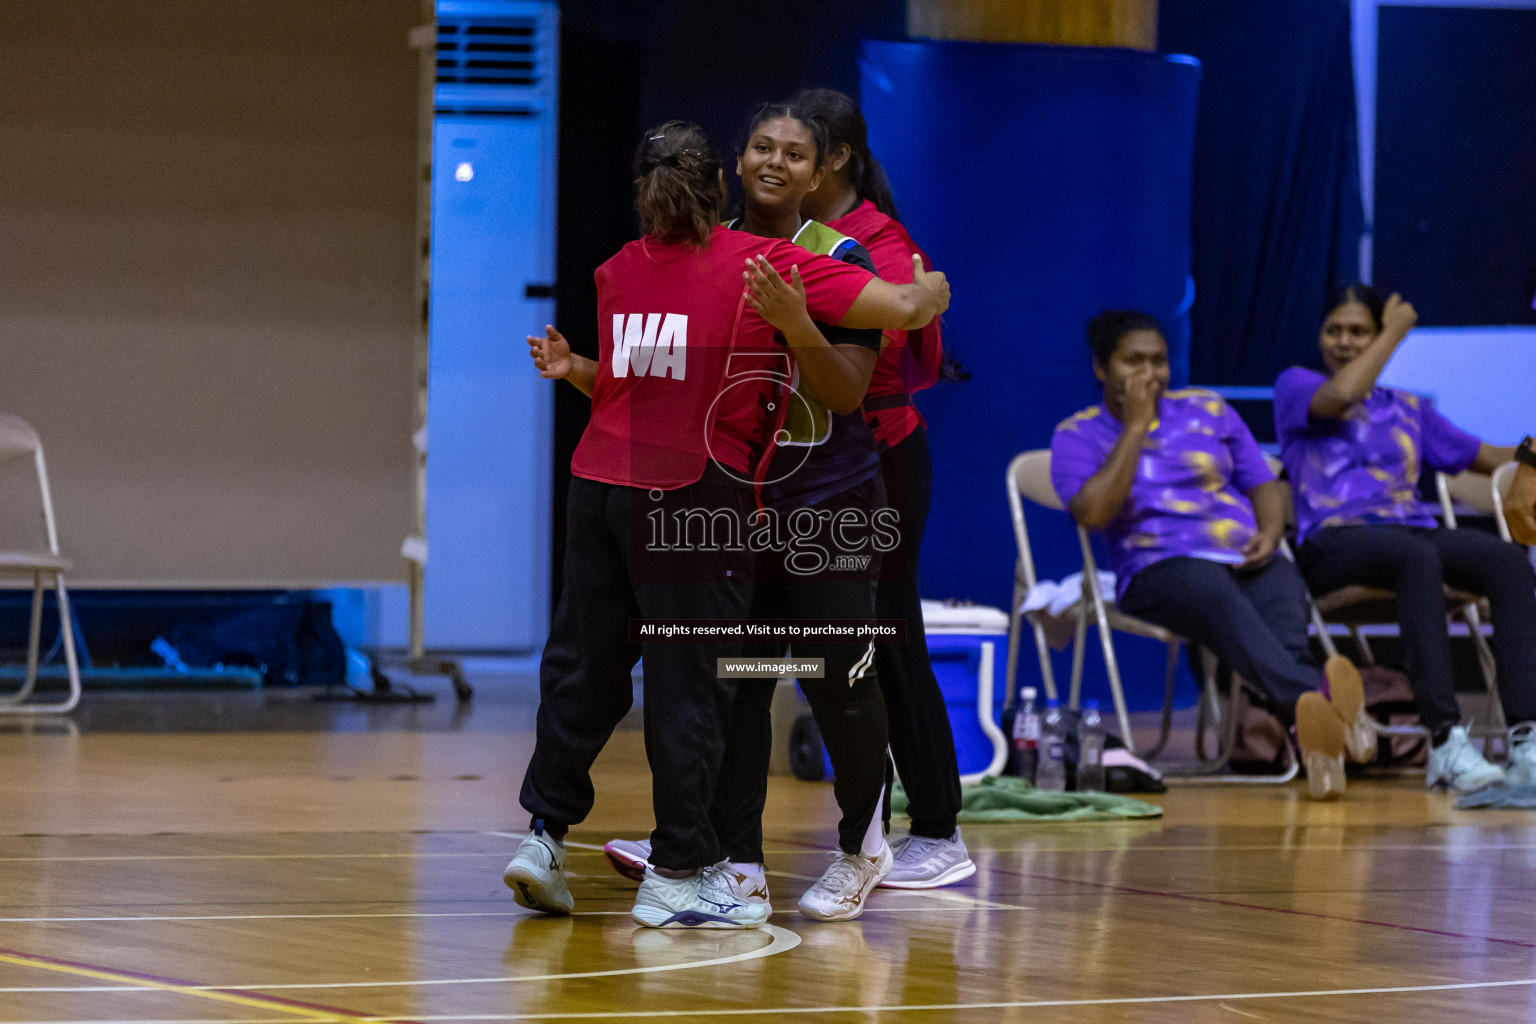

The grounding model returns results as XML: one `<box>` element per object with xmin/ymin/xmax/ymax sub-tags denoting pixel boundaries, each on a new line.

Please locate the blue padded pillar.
<box><xmin>863</xmin><ymin>40</ymin><xmax>1199</xmax><ymax>610</ymax></box>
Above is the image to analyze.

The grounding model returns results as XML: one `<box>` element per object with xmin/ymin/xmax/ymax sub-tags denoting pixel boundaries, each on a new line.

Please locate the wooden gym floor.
<box><xmin>3</xmin><ymin>676</ymin><xmax>1536</xmax><ymax>1023</ymax></box>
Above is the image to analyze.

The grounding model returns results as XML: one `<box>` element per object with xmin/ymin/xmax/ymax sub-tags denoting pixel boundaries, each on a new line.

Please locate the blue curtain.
<box><xmin>863</xmin><ymin>41</ymin><xmax>1204</xmax><ymax>712</ymax></box>
<box><xmin>1160</xmin><ymin>0</ymin><xmax>1363</xmax><ymax>385</ymax></box>
<box><xmin>1377</xmin><ymin>6</ymin><xmax>1536</xmax><ymax>325</ymax></box>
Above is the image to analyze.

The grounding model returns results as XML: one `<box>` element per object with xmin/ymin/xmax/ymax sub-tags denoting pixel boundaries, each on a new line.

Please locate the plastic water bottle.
<box><xmin>1077</xmin><ymin>700</ymin><xmax>1106</xmax><ymax>792</ymax></box>
<box><xmin>1037</xmin><ymin>698</ymin><xmax>1067</xmax><ymax>791</ymax></box>
<box><xmin>1011</xmin><ymin>687</ymin><xmax>1041</xmax><ymax>783</ymax></box>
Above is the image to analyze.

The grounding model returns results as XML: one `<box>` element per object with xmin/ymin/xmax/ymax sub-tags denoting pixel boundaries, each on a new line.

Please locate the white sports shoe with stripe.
<box><xmin>631</xmin><ymin>864</ymin><xmax>771</xmax><ymax>929</ymax></box>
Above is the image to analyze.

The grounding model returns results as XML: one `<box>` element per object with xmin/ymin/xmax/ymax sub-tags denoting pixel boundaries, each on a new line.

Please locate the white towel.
<box><xmin>1020</xmin><ymin>571</ymin><xmax>1118</xmax><ymax>649</ymax></box>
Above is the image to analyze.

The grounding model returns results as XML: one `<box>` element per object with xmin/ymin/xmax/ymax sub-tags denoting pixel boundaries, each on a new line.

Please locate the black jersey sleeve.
<box><xmin>817</xmin><ymin>241</ymin><xmax>883</xmax><ymax>351</ymax></box>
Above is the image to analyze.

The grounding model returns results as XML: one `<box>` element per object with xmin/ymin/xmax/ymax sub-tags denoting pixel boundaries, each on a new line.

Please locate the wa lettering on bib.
<box><xmin>612</xmin><ymin>312</ymin><xmax>688</xmax><ymax>380</ymax></box>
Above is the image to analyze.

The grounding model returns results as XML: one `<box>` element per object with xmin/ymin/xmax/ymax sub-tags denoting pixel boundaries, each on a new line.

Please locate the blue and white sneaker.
<box><xmin>503</xmin><ymin>829</ymin><xmax>573</xmax><ymax>915</ymax></box>
<box><xmin>604</xmin><ymin>837</ymin><xmax>651</xmax><ymax>882</ymax></box>
<box><xmin>1426</xmin><ymin>725</ymin><xmax>1505</xmax><ymax>794</ymax></box>
<box><xmin>631</xmin><ymin>863</ymin><xmax>771</xmax><ymax>929</ymax></box>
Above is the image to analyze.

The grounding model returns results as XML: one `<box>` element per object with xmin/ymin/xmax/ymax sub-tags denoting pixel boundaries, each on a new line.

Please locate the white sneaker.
<box><xmin>631</xmin><ymin>864</ymin><xmax>771</xmax><ymax>929</ymax></box>
<box><xmin>1426</xmin><ymin>725</ymin><xmax>1505</xmax><ymax>794</ymax></box>
<box><xmin>708</xmin><ymin>863</ymin><xmax>772</xmax><ymax>910</ymax></box>
<box><xmin>797</xmin><ymin>844</ymin><xmax>892</xmax><ymax>922</ymax></box>
<box><xmin>503</xmin><ymin>830</ymin><xmax>573</xmax><ymax>915</ymax></box>
<box><xmin>1506</xmin><ymin>723</ymin><xmax>1536</xmax><ymax>788</ymax></box>
<box><xmin>879</xmin><ymin>830</ymin><xmax>976</xmax><ymax>889</ymax></box>
<box><xmin>604</xmin><ymin>837</ymin><xmax>651</xmax><ymax>882</ymax></box>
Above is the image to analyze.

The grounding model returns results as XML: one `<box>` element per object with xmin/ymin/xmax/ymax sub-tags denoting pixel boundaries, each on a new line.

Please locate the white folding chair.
<box><xmin>0</xmin><ymin>415</ymin><xmax>82</xmax><ymax>714</ymax></box>
<box><xmin>1489</xmin><ymin>461</ymin><xmax>1519</xmax><ymax>545</ymax></box>
<box><xmin>1298</xmin><ymin>465</ymin><xmax>1504</xmax><ymax>744</ymax></box>
<box><xmin>1005</xmin><ymin>449</ymin><xmax>1293</xmax><ymax>780</ymax></box>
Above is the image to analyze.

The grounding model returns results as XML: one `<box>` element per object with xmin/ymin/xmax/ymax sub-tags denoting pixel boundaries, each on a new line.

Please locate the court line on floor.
<box><xmin>14</xmin><ymin>975</ymin><xmax>1534</xmax><ymax>1022</ymax></box>
<box><xmin>0</xmin><ymin>926</ymin><xmax>800</xmax><ymax>994</ymax></box>
<box><xmin>0</xmin><ymin>902</ymin><xmax>1026</xmax><ymax>926</ymax></box>
<box><xmin>992</xmin><ymin>867</ymin><xmax>1536</xmax><ymax>949</ymax></box>
<box><xmin>349</xmin><ymin>976</ymin><xmax>1536</xmax><ymax>1017</ymax></box>
<box><xmin>0</xmin><ymin>947</ymin><xmax>403</xmax><ymax>1024</ymax></box>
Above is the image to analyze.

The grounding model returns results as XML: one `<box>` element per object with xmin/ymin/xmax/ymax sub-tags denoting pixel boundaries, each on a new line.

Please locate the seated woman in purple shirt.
<box><xmin>1276</xmin><ymin>283</ymin><xmax>1536</xmax><ymax>795</ymax></box>
<box><xmin>1052</xmin><ymin>310</ymin><xmax>1371</xmax><ymax>800</ymax></box>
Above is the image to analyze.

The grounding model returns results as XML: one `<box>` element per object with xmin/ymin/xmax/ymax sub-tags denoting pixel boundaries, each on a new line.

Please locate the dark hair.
<box><xmin>1086</xmin><ymin>309</ymin><xmax>1165</xmax><ymax>367</ymax></box>
<box><xmin>789</xmin><ymin>88</ymin><xmax>900</xmax><ymax>221</ymax></box>
<box><xmin>737</xmin><ymin>101</ymin><xmax>829</xmax><ymax>166</ymax></box>
<box><xmin>1323</xmin><ymin>282</ymin><xmax>1384</xmax><ymax>332</ymax></box>
<box><xmin>634</xmin><ymin>121</ymin><xmax>725</xmax><ymax>247</ymax></box>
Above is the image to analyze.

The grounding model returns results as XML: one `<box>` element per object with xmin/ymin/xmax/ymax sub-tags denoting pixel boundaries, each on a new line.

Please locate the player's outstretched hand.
<box><xmin>527</xmin><ymin>325</ymin><xmax>572</xmax><ymax>380</ymax></box>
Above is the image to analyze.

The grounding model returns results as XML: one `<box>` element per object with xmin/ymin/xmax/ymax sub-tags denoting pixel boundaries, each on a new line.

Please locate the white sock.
<box><xmin>727</xmin><ymin>861</ymin><xmax>764</xmax><ymax>877</ymax></box>
<box><xmin>859</xmin><ymin>784</ymin><xmax>888</xmax><ymax>858</ymax></box>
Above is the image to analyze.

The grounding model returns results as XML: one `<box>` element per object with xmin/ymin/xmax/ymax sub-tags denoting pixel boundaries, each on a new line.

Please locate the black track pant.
<box><xmin>875</xmin><ymin>425</ymin><xmax>962</xmax><ymax>839</ymax></box>
<box><xmin>519</xmin><ymin>471</ymin><xmax>754</xmax><ymax>871</ymax></box>
<box><xmin>1299</xmin><ymin>524</ymin><xmax>1536</xmax><ymax>732</ymax></box>
<box><xmin>1119</xmin><ymin>555</ymin><xmax>1320</xmax><ymax>724</ymax></box>
<box><xmin>711</xmin><ymin>477</ymin><xmax>891</xmax><ymax>861</ymax></box>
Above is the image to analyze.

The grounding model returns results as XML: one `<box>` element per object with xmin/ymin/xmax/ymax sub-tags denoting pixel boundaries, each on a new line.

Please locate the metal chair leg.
<box><xmin>1031</xmin><ymin>621</ymin><xmax>1059</xmax><ymax>703</ymax></box>
<box><xmin>0</xmin><ymin>572</ymin><xmax>47</xmax><ymax>705</ymax></box>
<box><xmin>1462</xmin><ymin>603</ymin><xmax>1505</xmax><ymax>749</ymax></box>
<box><xmin>1143</xmin><ymin>641</ymin><xmax>1181</xmax><ymax>760</ymax></box>
<box><xmin>1090</xmin><ymin>595</ymin><xmax>1137</xmax><ymax>756</ymax></box>
<box><xmin>1350</xmin><ymin>626</ymin><xmax>1375</xmax><ymax>665</ymax></box>
<box><xmin>1004</xmin><ymin>578</ymin><xmax>1025</xmax><ymax>709</ymax></box>
<box><xmin>0</xmin><ymin>572</ymin><xmax>83</xmax><ymax>714</ymax></box>
<box><xmin>1068</xmin><ymin>601</ymin><xmax>1087</xmax><ymax>711</ymax></box>
<box><xmin>53</xmin><ymin>574</ymin><xmax>82</xmax><ymax>714</ymax></box>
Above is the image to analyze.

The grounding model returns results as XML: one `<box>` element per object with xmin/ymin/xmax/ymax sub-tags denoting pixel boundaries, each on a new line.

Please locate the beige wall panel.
<box><xmin>909</xmin><ymin>0</ymin><xmax>1158</xmax><ymax>49</ymax></box>
<box><xmin>0</xmin><ymin>0</ymin><xmax>419</xmax><ymax>585</ymax></box>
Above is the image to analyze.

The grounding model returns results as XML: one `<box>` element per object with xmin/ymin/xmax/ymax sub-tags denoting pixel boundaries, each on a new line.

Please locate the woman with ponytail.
<box><xmin>789</xmin><ymin>88</ymin><xmax>973</xmax><ymax>889</ymax></box>
<box><xmin>503</xmin><ymin>121</ymin><xmax>949</xmax><ymax>930</ymax></box>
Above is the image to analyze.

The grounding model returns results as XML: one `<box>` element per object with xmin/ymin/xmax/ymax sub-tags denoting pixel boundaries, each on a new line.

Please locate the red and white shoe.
<box><xmin>603</xmin><ymin>837</ymin><xmax>651</xmax><ymax>882</ymax></box>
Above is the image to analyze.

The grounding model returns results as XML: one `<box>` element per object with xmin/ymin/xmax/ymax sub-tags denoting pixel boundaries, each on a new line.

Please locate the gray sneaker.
<box><xmin>503</xmin><ymin>830</ymin><xmax>573</xmax><ymax>915</ymax></box>
<box><xmin>1426</xmin><ymin>725</ymin><xmax>1505</xmax><ymax>794</ymax></box>
<box><xmin>879</xmin><ymin>830</ymin><xmax>976</xmax><ymax>889</ymax></box>
<box><xmin>631</xmin><ymin>864</ymin><xmax>771</xmax><ymax>929</ymax></box>
<box><xmin>1504</xmin><ymin>723</ymin><xmax>1536</xmax><ymax>788</ymax></box>
<box><xmin>797</xmin><ymin>844</ymin><xmax>892</xmax><ymax>922</ymax></box>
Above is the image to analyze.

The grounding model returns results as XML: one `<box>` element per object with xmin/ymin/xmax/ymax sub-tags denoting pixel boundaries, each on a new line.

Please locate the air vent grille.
<box><xmin>436</xmin><ymin>19</ymin><xmax>537</xmax><ymax>87</ymax></box>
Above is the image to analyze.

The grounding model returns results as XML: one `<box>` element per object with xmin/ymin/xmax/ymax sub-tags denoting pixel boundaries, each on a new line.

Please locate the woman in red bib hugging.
<box><xmin>503</xmin><ymin>121</ymin><xmax>948</xmax><ymax>929</ymax></box>
<box><xmin>1051</xmin><ymin>310</ymin><xmax>1371</xmax><ymax>799</ymax></box>
<box><xmin>1276</xmin><ymin>283</ymin><xmax>1536</xmax><ymax>795</ymax></box>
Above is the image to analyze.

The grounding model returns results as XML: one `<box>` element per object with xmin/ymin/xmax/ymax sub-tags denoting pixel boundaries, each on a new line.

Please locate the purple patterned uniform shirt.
<box><xmin>1274</xmin><ymin>367</ymin><xmax>1481</xmax><ymax>543</ymax></box>
<box><xmin>1051</xmin><ymin>388</ymin><xmax>1276</xmax><ymax>599</ymax></box>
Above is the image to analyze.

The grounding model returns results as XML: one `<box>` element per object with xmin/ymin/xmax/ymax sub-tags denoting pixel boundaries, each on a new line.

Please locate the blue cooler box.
<box><xmin>922</xmin><ymin>602</ymin><xmax>1010</xmax><ymax>779</ymax></box>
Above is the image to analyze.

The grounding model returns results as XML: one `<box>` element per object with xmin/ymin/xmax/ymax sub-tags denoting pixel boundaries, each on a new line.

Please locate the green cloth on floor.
<box><xmin>891</xmin><ymin>775</ymin><xmax>1163</xmax><ymax>822</ymax></box>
